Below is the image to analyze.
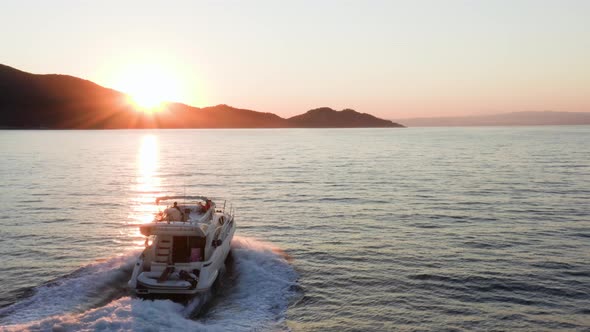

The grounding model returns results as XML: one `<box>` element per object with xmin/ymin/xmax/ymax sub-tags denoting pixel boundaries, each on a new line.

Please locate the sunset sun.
<box><xmin>112</xmin><ymin>64</ymin><xmax>183</xmax><ymax>112</ymax></box>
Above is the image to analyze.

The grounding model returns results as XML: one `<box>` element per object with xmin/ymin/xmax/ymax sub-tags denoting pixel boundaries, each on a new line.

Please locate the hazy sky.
<box><xmin>1</xmin><ymin>0</ymin><xmax>589</xmax><ymax>118</ymax></box>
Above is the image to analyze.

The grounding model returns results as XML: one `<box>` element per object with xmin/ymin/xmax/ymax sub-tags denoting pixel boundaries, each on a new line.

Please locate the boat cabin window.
<box><xmin>172</xmin><ymin>236</ymin><xmax>206</xmax><ymax>263</ymax></box>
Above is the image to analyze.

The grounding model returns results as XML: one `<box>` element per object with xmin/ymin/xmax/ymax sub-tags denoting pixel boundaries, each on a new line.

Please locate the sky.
<box><xmin>1</xmin><ymin>0</ymin><xmax>589</xmax><ymax>119</ymax></box>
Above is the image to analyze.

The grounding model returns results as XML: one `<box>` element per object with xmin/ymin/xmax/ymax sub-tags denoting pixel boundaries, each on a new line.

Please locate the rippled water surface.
<box><xmin>0</xmin><ymin>127</ymin><xmax>589</xmax><ymax>331</ymax></box>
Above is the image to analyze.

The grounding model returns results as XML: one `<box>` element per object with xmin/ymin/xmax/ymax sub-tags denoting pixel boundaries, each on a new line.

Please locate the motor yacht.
<box><xmin>128</xmin><ymin>195</ymin><xmax>236</xmax><ymax>298</ymax></box>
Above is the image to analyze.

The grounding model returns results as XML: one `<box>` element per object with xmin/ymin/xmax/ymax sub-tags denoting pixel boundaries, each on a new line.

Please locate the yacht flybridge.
<box><xmin>128</xmin><ymin>196</ymin><xmax>236</xmax><ymax>298</ymax></box>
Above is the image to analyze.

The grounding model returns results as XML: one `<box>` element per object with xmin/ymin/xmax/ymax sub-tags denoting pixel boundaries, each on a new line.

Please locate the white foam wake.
<box><xmin>0</xmin><ymin>251</ymin><xmax>138</xmax><ymax>325</ymax></box>
<box><xmin>1</xmin><ymin>236</ymin><xmax>299</xmax><ymax>332</ymax></box>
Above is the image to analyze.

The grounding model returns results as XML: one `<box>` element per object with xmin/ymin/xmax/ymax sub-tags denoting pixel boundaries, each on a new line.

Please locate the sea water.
<box><xmin>0</xmin><ymin>127</ymin><xmax>589</xmax><ymax>331</ymax></box>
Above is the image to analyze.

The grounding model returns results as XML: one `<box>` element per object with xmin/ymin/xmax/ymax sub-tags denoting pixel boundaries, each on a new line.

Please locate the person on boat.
<box><xmin>198</xmin><ymin>199</ymin><xmax>212</xmax><ymax>213</ymax></box>
<box><xmin>165</xmin><ymin>202</ymin><xmax>184</xmax><ymax>221</ymax></box>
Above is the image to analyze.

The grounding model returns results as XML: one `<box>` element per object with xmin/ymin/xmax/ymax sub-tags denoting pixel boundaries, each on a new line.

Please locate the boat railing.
<box><xmin>154</xmin><ymin>196</ymin><xmax>234</xmax><ymax>219</ymax></box>
<box><xmin>155</xmin><ymin>195</ymin><xmax>209</xmax><ymax>205</ymax></box>
<box><xmin>223</xmin><ymin>201</ymin><xmax>236</xmax><ymax>216</ymax></box>
<box><xmin>213</xmin><ymin>200</ymin><xmax>234</xmax><ymax>216</ymax></box>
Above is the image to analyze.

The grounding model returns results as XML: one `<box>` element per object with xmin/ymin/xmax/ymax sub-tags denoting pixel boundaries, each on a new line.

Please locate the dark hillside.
<box><xmin>288</xmin><ymin>107</ymin><xmax>403</xmax><ymax>127</ymax></box>
<box><xmin>1</xmin><ymin>64</ymin><xmax>403</xmax><ymax>129</ymax></box>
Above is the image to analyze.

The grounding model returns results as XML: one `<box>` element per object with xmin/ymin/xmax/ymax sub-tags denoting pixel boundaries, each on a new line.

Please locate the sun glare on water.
<box><xmin>113</xmin><ymin>64</ymin><xmax>184</xmax><ymax>113</ymax></box>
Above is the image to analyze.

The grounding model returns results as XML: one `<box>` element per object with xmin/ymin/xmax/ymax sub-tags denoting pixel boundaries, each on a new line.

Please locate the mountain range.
<box><xmin>395</xmin><ymin>111</ymin><xmax>590</xmax><ymax>127</ymax></box>
<box><xmin>0</xmin><ymin>64</ymin><xmax>403</xmax><ymax>129</ymax></box>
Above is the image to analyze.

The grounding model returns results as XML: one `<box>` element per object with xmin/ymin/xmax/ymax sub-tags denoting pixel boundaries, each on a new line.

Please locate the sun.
<box><xmin>112</xmin><ymin>64</ymin><xmax>183</xmax><ymax>113</ymax></box>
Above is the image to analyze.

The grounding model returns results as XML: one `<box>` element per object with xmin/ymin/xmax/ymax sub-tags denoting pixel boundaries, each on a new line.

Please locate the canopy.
<box><xmin>155</xmin><ymin>195</ymin><xmax>209</xmax><ymax>204</ymax></box>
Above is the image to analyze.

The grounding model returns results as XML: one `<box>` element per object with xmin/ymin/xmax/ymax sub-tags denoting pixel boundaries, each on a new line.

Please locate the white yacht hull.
<box><xmin>128</xmin><ymin>204</ymin><xmax>236</xmax><ymax>299</ymax></box>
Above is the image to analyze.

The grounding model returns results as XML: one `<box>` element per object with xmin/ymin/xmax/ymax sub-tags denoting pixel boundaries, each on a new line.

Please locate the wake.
<box><xmin>0</xmin><ymin>236</ymin><xmax>299</xmax><ymax>332</ymax></box>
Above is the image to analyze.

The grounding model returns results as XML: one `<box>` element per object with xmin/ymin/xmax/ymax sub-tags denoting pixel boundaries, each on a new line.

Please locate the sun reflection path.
<box><xmin>127</xmin><ymin>135</ymin><xmax>162</xmax><ymax>246</ymax></box>
<box><xmin>138</xmin><ymin>135</ymin><xmax>158</xmax><ymax>179</ymax></box>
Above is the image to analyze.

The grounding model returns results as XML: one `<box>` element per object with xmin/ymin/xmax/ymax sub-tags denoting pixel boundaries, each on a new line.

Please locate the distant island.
<box><xmin>395</xmin><ymin>111</ymin><xmax>590</xmax><ymax>127</ymax></box>
<box><xmin>0</xmin><ymin>64</ymin><xmax>403</xmax><ymax>129</ymax></box>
